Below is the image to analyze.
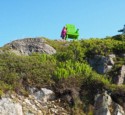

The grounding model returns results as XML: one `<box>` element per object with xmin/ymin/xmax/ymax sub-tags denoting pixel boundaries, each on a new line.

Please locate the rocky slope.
<box><xmin>3</xmin><ymin>37</ymin><xmax>56</xmax><ymax>55</ymax></box>
<box><xmin>1</xmin><ymin>37</ymin><xmax>125</xmax><ymax>115</ymax></box>
<box><xmin>0</xmin><ymin>88</ymin><xmax>69</xmax><ymax>115</ymax></box>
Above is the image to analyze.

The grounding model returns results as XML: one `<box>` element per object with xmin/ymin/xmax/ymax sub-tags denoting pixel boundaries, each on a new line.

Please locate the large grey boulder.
<box><xmin>28</xmin><ymin>87</ymin><xmax>55</xmax><ymax>102</ymax></box>
<box><xmin>113</xmin><ymin>103</ymin><xmax>125</xmax><ymax>115</ymax></box>
<box><xmin>0</xmin><ymin>98</ymin><xmax>23</xmax><ymax>115</ymax></box>
<box><xmin>94</xmin><ymin>91</ymin><xmax>112</xmax><ymax>115</ymax></box>
<box><xmin>88</xmin><ymin>54</ymin><xmax>115</xmax><ymax>74</ymax></box>
<box><xmin>113</xmin><ymin>65</ymin><xmax>125</xmax><ymax>85</ymax></box>
<box><xmin>4</xmin><ymin>38</ymin><xmax>56</xmax><ymax>55</ymax></box>
<box><xmin>94</xmin><ymin>91</ymin><xmax>125</xmax><ymax>115</ymax></box>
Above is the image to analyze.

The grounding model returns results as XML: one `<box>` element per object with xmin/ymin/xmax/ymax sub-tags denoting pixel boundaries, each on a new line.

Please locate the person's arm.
<box><xmin>118</xmin><ymin>29</ymin><xmax>123</xmax><ymax>32</ymax></box>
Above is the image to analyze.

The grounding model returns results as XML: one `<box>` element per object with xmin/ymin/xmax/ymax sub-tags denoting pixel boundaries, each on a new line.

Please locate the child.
<box><xmin>61</xmin><ymin>27</ymin><xmax>67</xmax><ymax>40</ymax></box>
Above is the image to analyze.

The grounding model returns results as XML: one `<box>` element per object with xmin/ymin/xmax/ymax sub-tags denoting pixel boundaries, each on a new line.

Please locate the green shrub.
<box><xmin>54</xmin><ymin>60</ymin><xmax>92</xmax><ymax>79</ymax></box>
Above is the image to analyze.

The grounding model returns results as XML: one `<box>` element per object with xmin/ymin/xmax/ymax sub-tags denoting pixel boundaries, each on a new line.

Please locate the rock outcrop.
<box><xmin>0</xmin><ymin>89</ymin><xmax>69</xmax><ymax>115</ymax></box>
<box><xmin>28</xmin><ymin>87</ymin><xmax>55</xmax><ymax>102</ymax></box>
<box><xmin>94</xmin><ymin>91</ymin><xmax>125</xmax><ymax>115</ymax></box>
<box><xmin>0</xmin><ymin>98</ymin><xmax>23</xmax><ymax>115</ymax></box>
<box><xmin>113</xmin><ymin>65</ymin><xmax>125</xmax><ymax>85</ymax></box>
<box><xmin>88</xmin><ymin>54</ymin><xmax>115</xmax><ymax>74</ymax></box>
<box><xmin>4</xmin><ymin>38</ymin><xmax>56</xmax><ymax>55</ymax></box>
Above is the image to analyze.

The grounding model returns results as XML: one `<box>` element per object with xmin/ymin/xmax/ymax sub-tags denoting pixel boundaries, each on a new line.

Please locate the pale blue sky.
<box><xmin>0</xmin><ymin>0</ymin><xmax>125</xmax><ymax>46</ymax></box>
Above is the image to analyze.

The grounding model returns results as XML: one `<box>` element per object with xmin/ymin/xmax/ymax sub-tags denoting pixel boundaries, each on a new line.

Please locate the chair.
<box><xmin>65</xmin><ymin>24</ymin><xmax>79</xmax><ymax>40</ymax></box>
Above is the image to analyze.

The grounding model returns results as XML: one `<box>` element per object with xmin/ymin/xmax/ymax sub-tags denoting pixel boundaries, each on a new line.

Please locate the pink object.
<box><xmin>61</xmin><ymin>27</ymin><xmax>67</xmax><ymax>39</ymax></box>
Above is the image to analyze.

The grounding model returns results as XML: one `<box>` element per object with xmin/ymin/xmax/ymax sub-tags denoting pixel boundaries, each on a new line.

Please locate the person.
<box><xmin>123</xmin><ymin>25</ymin><xmax>125</xmax><ymax>34</ymax></box>
<box><xmin>61</xmin><ymin>26</ymin><xmax>67</xmax><ymax>40</ymax></box>
<box><xmin>118</xmin><ymin>25</ymin><xmax>125</xmax><ymax>34</ymax></box>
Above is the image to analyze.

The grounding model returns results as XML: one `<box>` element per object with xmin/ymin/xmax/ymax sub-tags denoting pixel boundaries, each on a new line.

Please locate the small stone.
<box><xmin>37</xmin><ymin>110</ymin><xmax>43</xmax><ymax>115</ymax></box>
<box><xmin>10</xmin><ymin>95</ymin><xmax>15</xmax><ymax>99</ymax></box>
<box><xmin>24</xmin><ymin>98</ymin><xmax>32</xmax><ymax>105</ymax></box>
<box><xmin>53</xmin><ymin>105</ymin><xmax>57</xmax><ymax>109</ymax></box>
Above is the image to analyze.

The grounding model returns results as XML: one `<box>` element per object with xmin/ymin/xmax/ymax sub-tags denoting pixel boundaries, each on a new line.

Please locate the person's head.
<box><xmin>63</xmin><ymin>26</ymin><xmax>67</xmax><ymax>30</ymax></box>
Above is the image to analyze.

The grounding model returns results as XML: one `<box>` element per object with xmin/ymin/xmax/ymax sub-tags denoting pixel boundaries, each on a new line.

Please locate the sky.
<box><xmin>0</xmin><ymin>0</ymin><xmax>125</xmax><ymax>46</ymax></box>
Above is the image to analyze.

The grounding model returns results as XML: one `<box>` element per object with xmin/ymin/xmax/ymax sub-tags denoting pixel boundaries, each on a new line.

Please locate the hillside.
<box><xmin>0</xmin><ymin>35</ymin><xmax>125</xmax><ymax>115</ymax></box>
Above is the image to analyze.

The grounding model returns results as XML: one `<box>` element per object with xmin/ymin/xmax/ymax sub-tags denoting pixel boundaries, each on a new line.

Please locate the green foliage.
<box><xmin>68</xmin><ymin>41</ymin><xmax>86</xmax><ymax>62</ymax></box>
<box><xmin>55</xmin><ymin>41</ymin><xmax>86</xmax><ymax>62</ymax></box>
<box><xmin>112</xmin><ymin>34</ymin><xmax>125</xmax><ymax>41</ymax></box>
<box><xmin>0</xmin><ymin>52</ymin><xmax>56</xmax><ymax>92</ymax></box>
<box><xmin>44</xmin><ymin>38</ymin><xmax>68</xmax><ymax>52</ymax></box>
<box><xmin>54</xmin><ymin>60</ymin><xmax>92</xmax><ymax>79</ymax></box>
<box><xmin>0</xmin><ymin>81</ymin><xmax>12</xmax><ymax>93</ymax></box>
<box><xmin>80</xmin><ymin>38</ymin><xmax>114</xmax><ymax>56</ymax></box>
<box><xmin>78</xmin><ymin>36</ymin><xmax>125</xmax><ymax>57</ymax></box>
